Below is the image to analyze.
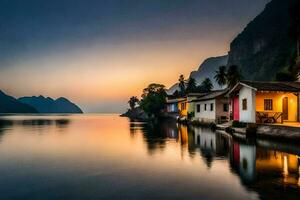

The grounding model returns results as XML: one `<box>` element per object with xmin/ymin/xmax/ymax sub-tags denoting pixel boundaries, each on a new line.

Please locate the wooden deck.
<box><xmin>259</xmin><ymin>121</ymin><xmax>300</xmax><ymax>128</ymax></box>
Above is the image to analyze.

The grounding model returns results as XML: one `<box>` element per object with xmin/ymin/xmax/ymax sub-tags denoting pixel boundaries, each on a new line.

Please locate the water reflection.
<box><xmin>0</xmin><ymin>117</ymin><xmax>70</xmax><ymax>137</ymax></box>
<box><xmin>0</xmin><ymin>119</ymin><xmax>13</xmax><ymax>142</ymax></box>
<box><xmin>131</xmin><ymin>120</ymin><xmax>300</xmax><ymax>198</ymax></box>
<box><xmin>0</xmin><ymin>115</ymin><xmax>298</xmax><ymax>199</ymax></box>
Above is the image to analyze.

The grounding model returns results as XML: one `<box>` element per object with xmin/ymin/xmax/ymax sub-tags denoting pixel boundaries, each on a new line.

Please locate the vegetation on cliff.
<box><xmin>227</xmin><ymin>0</ymin><xmax>297</xmax><ymax>81</ymax></box>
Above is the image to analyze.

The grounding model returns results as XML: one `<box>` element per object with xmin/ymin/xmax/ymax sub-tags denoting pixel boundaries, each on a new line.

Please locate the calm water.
<box><xmin>0</xmin><ymin>115</ymin><xmax>299</xmax><ymax>200</ymax></box>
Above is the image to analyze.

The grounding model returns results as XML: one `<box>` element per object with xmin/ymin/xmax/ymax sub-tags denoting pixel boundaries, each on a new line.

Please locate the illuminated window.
<box><xmin>196</xmin><ymin>104</ymin><xmax>200</xmax><ymax>113</ymax></box>
<box><xmin>242</xmin><ymin>99</ymin><xmax>247</xmax><ymax>110</ymax></box>
<box><xmin>264</xmin><ymin>99</ymin><xmax>273</xmax><ymax>110</ymax></box>
<box><xmin>181</xmin><ymin>102</ymin><xmax>186</xmax><ymax>110</ymax></box>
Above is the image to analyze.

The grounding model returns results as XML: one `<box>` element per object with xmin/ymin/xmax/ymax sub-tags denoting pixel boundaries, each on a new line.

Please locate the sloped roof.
<box><xmin>166</xmin><ymin>97</ymin><xmax>186</xmax><ymax>104</ymax></box>
<box><xmin>240</xmin><ymin>81</ymin><xmax>300</xmax><ymax>92</ymax></box>
<box><xmin>166</xmin><ymin>83</ymin><xmax>188</xmax><ymax>95</ymax></box>
<box><xmin>192</xmin><ymin>89</ymin><xmax>228</xmax><ymax>102</ymax></box>
<box><xmin>187</xmin><ymin>92</ymin><xmax>207</xmax><ymax>97</ymax></box>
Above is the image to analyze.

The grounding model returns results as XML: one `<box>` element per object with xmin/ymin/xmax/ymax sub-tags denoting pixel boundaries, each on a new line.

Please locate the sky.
<box><xmin>0</xmin><ymin>0</ymin><xmax>270</xmax><ymax>113</ymax></box>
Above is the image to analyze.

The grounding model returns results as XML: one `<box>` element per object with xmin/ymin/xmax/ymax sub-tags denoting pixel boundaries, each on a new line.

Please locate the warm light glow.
<box><xmin>283</xmin><ymin>155</ymin><xmax>289</xmax><ymax>176</ymax></box>
<box><xmin>256</xmin><ymin>92</ymin><xmax>298</xmax><ymax>121</ymax></box>
<box><xmin>298</xmin><ymin>166</ymin><xmax>300</xmax><ymax>187</ymax></box>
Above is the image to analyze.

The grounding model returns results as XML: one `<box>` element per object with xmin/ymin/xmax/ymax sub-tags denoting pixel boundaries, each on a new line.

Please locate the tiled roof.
<box><xmin>240</xmin><ymin>81</ymin><xmax>300</xmax><ymax>92</ymax></box>
<box><xmin>192</xmin><ymin>89</ymin><xmax>228</xmax><ymax>102</ymax></box>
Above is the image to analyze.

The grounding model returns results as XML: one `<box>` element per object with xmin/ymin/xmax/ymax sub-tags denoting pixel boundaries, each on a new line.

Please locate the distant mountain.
<box><xmin>227</xmin><ymin>0</ymin><xmax>296</xmax><ymax>81</ymax></box>
<box><xmin>0</xmin><ymin>90</ymin><xmax>38</xmax><ymax>113</ymax></box>
<box><xmin>18</xmin><ymin>96</ymin><xmax>83</xmax><ymax>113</ymax></box>
<box><xmin>189</xmin><ymin>55</ymin><xmax>228</xmax><ymax>89</ymax></box>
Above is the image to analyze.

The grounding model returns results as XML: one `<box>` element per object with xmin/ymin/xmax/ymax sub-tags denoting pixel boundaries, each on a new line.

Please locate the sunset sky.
<box><xmin>0</xmin><ymin>0</ymin><xmax>270</xmax><ymax>113</ymax></box>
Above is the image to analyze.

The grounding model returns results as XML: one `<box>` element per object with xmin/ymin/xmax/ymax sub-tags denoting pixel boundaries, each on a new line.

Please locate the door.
<box><xmin>233</xmin><ymin>96</ymin><xmax>239</xmax><ymax>121</ymax></box>
<box><xmin>282</xmin><ymin>97</ymin><xmax>288</xmax><ymax>120</ymax></box>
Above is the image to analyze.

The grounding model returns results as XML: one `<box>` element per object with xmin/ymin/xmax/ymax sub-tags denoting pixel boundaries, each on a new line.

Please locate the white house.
<box><xmin>192</xmin><ymin>90</ymin><xmax>230</xmax><ymax>123</ymax></box>
<box><xmin>228</xmin><ymin>81</ymin><xmax>300</xmax><ymax>124</ymax></box>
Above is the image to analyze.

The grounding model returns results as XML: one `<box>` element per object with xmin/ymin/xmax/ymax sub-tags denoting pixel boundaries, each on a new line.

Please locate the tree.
<box><xmin>289</xmin><ymin>0</ymin><xmax>300</xmax><ymax>59</ymax></box>
<box><xmin>139</xmin><ymin>83</ymin><xmax>167</xmax><ymax>117</ymax></box>
<box><xmin>128</xmin><ymin>96</ymin><xmax>139</xmax><ymax>110</ymax></box>
<box><xmin>214</xmin><ymin>66</ymin><xmax>227</xmax><ymax>88</ymax></box>
<box><xmin>186</xmin><ymin>77</ymin><xmax>197</xmax><ymax>93</ymax></box>
<box><xmin>200</xmin><ymin>78</ymin><xmax>213</xmax><ymax>92</ymax></box>
<box><xmin>178</xmin><ymin>74</ymin><xmax>186</xmax><ymax>96</ymax></box>
<box><xmin>227</xmin><ymin>65</ymin><xmax>242</xmax><ymax>89</ymax></box>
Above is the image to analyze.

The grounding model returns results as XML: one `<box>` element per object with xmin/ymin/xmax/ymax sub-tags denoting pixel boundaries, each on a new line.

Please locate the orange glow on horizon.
<box><xmin>0</xmin><ymin>39</ymin><xmax>229</xmax><ymax>111</ymax></box>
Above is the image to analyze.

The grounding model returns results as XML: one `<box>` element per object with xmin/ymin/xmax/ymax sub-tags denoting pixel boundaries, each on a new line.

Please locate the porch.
<box><xmin>255</xmin><ymin>91</ymin><xmax>300</xmax><ymax>124</ymax></box>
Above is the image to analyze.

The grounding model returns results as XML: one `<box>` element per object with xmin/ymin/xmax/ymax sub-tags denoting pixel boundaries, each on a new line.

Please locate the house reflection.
<box><xmin>230</xmin><ymin>141</ymin><xmax>256</xmax><ymax>183</ymax></box>
<box><xmin>133</xmin><ymin>120</ymin><xmax>300</xmax><ymax>191</ymax></box>
<box><xmin>191</xmin><ymin>127</ymin><xmax>230</xmax><ymax>168</ymax></box>
<box><xmin>229</xmin><ymin>138</ymin><xmax>300</xmax><ymax>199</ymax></box>
<box><xmin>256</xmin><ymin>149</ymin><xmax>300</xmax><ymax>187</ymax></box>
<box><xmin>178</xmin><ymin>125</ymin><xmax>188</xmax><ymax>146</ymax></box>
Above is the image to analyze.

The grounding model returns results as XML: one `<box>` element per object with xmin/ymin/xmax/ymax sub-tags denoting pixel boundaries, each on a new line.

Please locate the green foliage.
<box><xmin>227</xmin><ymin>65</ymin><xmax>242</xmax><ymax>88</ymax></box>
<box><xmin>232</xmin><ymin>120</ymin><xmax>247</xmax><ymax>128</ymax></box>
<box><xmin>199</xmin><ymin>78</ymin><xmax>213</xmax><ymax>92</ymax></box>
<box><xmin>186</xmin><ymin>78</ymin><xmax>197</xmax><ymax>93</ymax></box>
<box><xmin>227</xmin><ymin>0</ymin><xmax>296</xmax><ymax>81</ymax></box>
<box><xmin>178</xmin><ymin>74</ymin><xmax>186</xmax><ymax>96</ymax></box>
<box><xmin>187</xmin><ymin>111</ymin><xmax>195</xmax><ymax>120</ymax></box>
<box><xmin>214</xmin><ymin>65</ymin><xmax>227</xmax><ymax>88</ymax></box>
<box><xmin>140</xmin><ymin>83</ymin><xmax>167</xmax><ymax>117</ymax></box>
<box><xmin>128</xmin><ymin>96</ymin><xmax>139</xmax><ymax>110</ymax></box>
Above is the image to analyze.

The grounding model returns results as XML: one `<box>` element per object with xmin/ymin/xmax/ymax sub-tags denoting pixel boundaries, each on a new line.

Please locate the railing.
<box><xmin>256</xmin><ymin>111</ymin><xmax>283</xmax><ymax>124</ymax></box>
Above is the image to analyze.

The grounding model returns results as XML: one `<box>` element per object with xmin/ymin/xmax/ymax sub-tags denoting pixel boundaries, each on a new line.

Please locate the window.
<box><xmin>181</xmin><ymin>102</ymin><xmax>186</xmax><ymax>110</ymax></box>
<box><xmin>204</xmin><ymin>104</ymin><xmax>207</xmax><ymax>111</ymax></box>
<box><xmin>196</xmin><ymin>104</ymin><xmax>201</xmax><ymax>113</ymax></box>
<box><xmin>242</xmin><ymin>98</ymin><xmax>247</xmax><ymax>110</ymax></box>
<box><xmin>223</xmin><ymin>103</ymin><xmax>229</xmax><ymax>112</ymax></box>
<box><xmin>210</xmin><ymin>103</ymin><xmax>214</xmax><ymax>111</ymax></box>
<box><xmin>264</xmin><ymin>99</ymin><xmax>273</xmax><ymax>110</ymax></box>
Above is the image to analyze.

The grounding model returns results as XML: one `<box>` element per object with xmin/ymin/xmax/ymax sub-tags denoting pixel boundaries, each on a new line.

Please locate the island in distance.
<box><xmin>19</xmin><ymin>96</ymin><xmax>83</xmax><ymax>114</ymax></box>
<box><xmin>0</xmin><ymin>90</ymin><xmax>83</xmax><ymax>114</ymax></box>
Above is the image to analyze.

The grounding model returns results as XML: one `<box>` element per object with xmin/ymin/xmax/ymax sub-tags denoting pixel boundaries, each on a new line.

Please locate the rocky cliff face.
<box><xmin>227</xmin><ymin>0</ymin><xmax>296</xmax><ymax>81</ymax></box>
<box><xmin>189</xmin><ymin>55</ymin><xmax>228</xmax><ymax>89</ymax></box>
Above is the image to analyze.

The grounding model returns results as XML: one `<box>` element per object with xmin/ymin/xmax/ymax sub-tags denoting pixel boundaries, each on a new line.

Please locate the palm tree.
<box><xmin>200</xmin><ymin>78</ymin><xmax>213</xmax><ymax>92</ymax></box>
<box><xmin>226</xmin><ymin>65</ymin><xmax>242</xmax><ymax>89</ymax></box>
<box><xmin>214</xmin><ymin>66</ymin><xmax>227</xmax><ymax>88</ymax></box>
<box><xmin>128</xmin><ymin>96</ymin><xmax>139</xmax><ymax>110</ymax></box>
<box><xmin>186</xmin><ymin>77</ymin><xmax>197</xmax><ymax>93</ymax></box>
<box><xmin>178</xmin><ymin>74</ymin><xmax>186</xmax><ymax>96</ymax></box>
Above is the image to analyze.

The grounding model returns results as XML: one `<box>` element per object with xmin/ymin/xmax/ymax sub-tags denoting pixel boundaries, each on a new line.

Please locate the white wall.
<box><xmin>239</xmin><ymin>87</ymin><xmax>256</xmax><ymax>123</ymax></box>
<box><xmin>194</xmin><ymin>99</ymin><xmax>216</xmax><ymax>121</ymax></box>
<box><xmin>194</xmin><ymin>127</ymin><xmax>216</xmax><ymax>151</ymax></box>
<box><xmin>239</xmin><ymin>144</ymin><xmax>256</xmax><ymax>182</ymax></box>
